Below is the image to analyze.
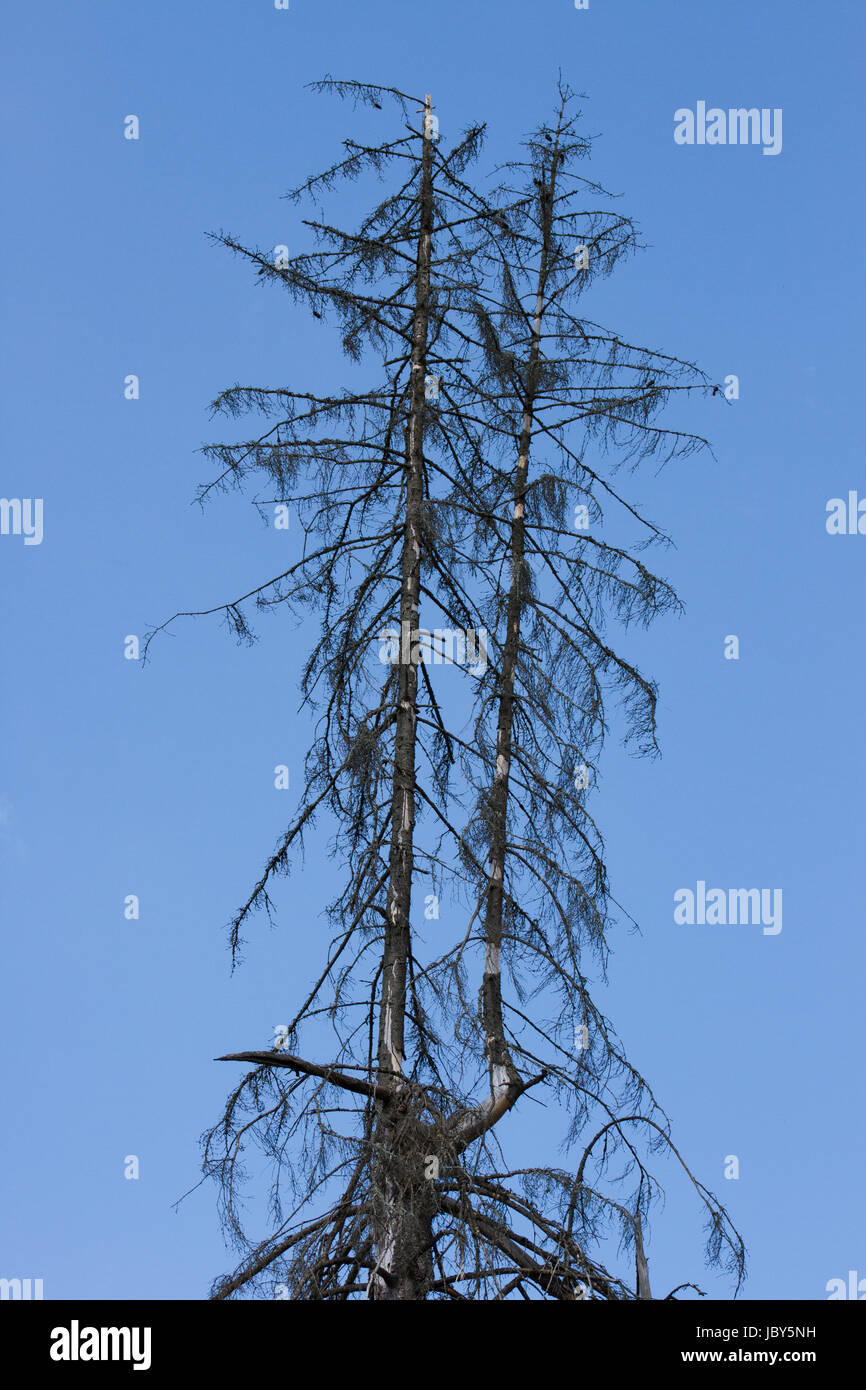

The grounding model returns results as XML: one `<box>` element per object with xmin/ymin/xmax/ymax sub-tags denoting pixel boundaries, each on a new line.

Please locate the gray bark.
<box><xmin>369</xmin><ymin>94</ymin><xmax>436</xmax><ymax>1300</ymax></box>
<box><xmin>454</xmin><ymin>118</ymin><xmax>562</xmax><ymax>1146</ymax></box>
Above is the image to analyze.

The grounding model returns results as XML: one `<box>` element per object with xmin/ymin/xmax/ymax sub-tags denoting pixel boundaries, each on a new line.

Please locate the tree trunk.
<box><xmin>463</xmin><ymin>130</ymin><xmax>562</xmax><ymax>1142</ymax></box>
<box><xmin>370</xmin><ymin>94</ymin><xmax>436</xmax><ymax>1301</ymax></box>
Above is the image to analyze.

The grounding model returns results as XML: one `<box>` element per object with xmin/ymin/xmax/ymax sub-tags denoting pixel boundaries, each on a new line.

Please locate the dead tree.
<box><xmin>432</xmin><ymin>81</ymin><xmax>746</xmax><ymax>1299</ymax></box>
<box><xmin>147</xmin><ymin>77</ymin><xmax>745</xmax><ymax>1300</ymax></box>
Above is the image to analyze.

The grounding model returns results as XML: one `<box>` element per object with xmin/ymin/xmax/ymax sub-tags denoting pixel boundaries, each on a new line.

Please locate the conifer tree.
<box><xmin>147</xmin><ymin>78</ymin><xmax>744</xmax><ymax>1300</ymax></box>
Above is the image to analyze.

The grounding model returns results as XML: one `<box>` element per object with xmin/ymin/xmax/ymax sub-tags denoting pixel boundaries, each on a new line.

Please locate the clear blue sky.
<box><xmin>2</xmin><ymin>0</ymin><xmax>864</xmax><ymax>1300</ymax></box>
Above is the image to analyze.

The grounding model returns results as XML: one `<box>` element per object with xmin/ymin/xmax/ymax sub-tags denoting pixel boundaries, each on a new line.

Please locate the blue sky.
<box><xmin>1</xmin><ymin>0</ymin><xmax>864</xmax><ymax>1300</ymax></box>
